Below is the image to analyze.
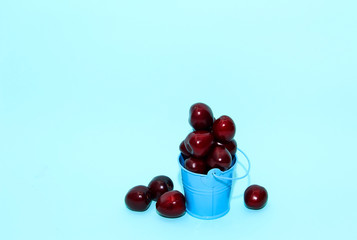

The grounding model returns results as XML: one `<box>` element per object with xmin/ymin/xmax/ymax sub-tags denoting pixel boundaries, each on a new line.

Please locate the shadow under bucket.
<box><xmin>178</xmin><ymin>148</ymin><xmax>250</xmax><ymax>220</ymax></box>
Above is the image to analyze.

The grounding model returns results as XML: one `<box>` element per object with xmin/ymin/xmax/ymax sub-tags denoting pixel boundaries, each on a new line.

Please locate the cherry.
<box><xmin>206</xmin><ymin>144</ymin><xmax>232</xmax><ymax>171</ymax></box>
<box><xmin>184</xmin><ymin>157</ymin><xmax>207</xmax><ymax>174</ymax></box>
<box><xmin>125</xmin><ymin>185</ymin><xmax>152</xmax><ymax>211</ymax></box>
<box><xmin>223</xmin><ymin>139</ymin><xmax>237</xmax><ymax>157</ymax></box>
<box><xmin>189</xmin><ymin>103</ymin><xmax>214</xmax><ymax>131</ymax></box>
<box><xmin>179</xmin><ymin>140</ymin><xmax>191</xmax><ymax>159</ymax></box>
<box><xmin>212</xmin><ymin>115</ymin><xmax>236</xmax><ymax>142</ymax></box>
<box><xmin>184</xmin><ymin>131</ymin><xmax>214</xmax><ymax>158</ymax></box>
<box><xmin>148</xmin><ymin>175</ymin><xmax>174</xmax><ymax>201</ymax></box>
<box><xmin>156</xmin><ymin>190</ymin><xmax>186</xmax><ymax>218</ymax></box>
<box><xmin>244</xmin><ymin>185</ymin><xmax>268</xmax><ymax>210</ymax></box>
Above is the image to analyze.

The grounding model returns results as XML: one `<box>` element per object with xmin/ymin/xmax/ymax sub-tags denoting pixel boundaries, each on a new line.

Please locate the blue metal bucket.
<box><xmin>178</xmin><ymin>148</ymin><xmax>250</xmax><ymax>220</ymax></box>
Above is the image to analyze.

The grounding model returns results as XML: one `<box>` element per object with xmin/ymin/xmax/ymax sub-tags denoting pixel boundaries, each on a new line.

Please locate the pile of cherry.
<box><xmin>125</xmin><ymin>175</ymin><xmax>186</xmax><ymax>218</ymax></box>
<box><xmin>180</xmin><ymin>103</ymin><xmax>237</xmax><ymax>174</ymax></box>
<box><xmin>125</xmin><ymin>103</ymin><xmax>268</xmax><ymax>219</ymax></box>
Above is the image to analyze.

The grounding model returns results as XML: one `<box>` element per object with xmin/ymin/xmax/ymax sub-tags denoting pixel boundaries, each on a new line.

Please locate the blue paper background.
<box><xmin>1</xmin><ymin>1</ymin><xmax>357</xmax><ymax>239</ymax></box>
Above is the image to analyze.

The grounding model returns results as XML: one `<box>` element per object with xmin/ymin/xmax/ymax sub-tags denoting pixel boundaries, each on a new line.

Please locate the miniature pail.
<box><xmin>178</xmin><ymin>148</ymin><xmax>250</xmax><ymax>220</ymax></box>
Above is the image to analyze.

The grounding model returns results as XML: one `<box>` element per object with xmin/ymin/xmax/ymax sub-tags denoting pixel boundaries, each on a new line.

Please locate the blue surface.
<box><xmin>1</xmin><ymin>1</ymin><xmax>357</xmax><ymax>239</ymax></box>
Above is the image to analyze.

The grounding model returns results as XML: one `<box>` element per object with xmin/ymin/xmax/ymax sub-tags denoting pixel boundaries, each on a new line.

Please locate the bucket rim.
<box><xmin>178</xmin><ymin>153</ymin><xmax>237</xmax><ymax>177</ymax></box>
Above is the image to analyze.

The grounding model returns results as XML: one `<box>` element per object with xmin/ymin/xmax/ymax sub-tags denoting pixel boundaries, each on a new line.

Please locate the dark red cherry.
<box><xmin>206</xmin><ymin>145</ymin><xmax>232</xmax><ymax>171</ymax></box>
<box><xmin>184</xmin><ymin>131</ymin><xmax>214</xmax><ymax>158</ymax></box>
<box><xmin>179</xmin><ymin>140</ymin><xmax>191</xmax><ymax>159</ymax></box>
<box><xmin>212</xmin><ymin>115</ymin><xmax>236</xmax><ymax>142</ymax></box>
<box><xmin>148</xmin><ymin>175</ymin><xmax>174</xmax><ymax>201</ymax></box>
<box><xmin>244</xmin><ymin>185</ymin><xmax>268</xmax><ymax>210</ymax></box>
<box><xmin>156</xmin><ymin>190</ymin><xmax>186</xmax><ymax>218</ymax></box>
<box><xmin>184</xmin><ymin>157</ymin><xmax>207</xmax><ymax>174</ymax></box>
<box><xmin>189</xmin><ymin>103</ymin><xmax>214</xmax><ymax>131</ymax></box>
<box><xmin>125</xmin><ymin>185</ymin><xmax>152</xmax><ymax>211</ymax></box>
<box><xmin>222</xmin><ymin>139</ymin><xmax>237</xmax><ymax>157</ymax></box>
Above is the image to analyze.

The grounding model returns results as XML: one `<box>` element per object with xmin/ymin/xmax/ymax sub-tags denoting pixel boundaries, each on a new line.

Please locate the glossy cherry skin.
<box><xmin>189</xmin><ymin>103</ymin><xmax>214</xmax><ymax>131</ymax></box>
<box><xmin>206</xmin><ymin>145</ymin><xmax>232</xmax><ymax>171</ymax></box>
<box><xmin>125</xmin><ymin>185</ymin><xmax>152</xmax><ymax>211</ymax></box>
<box><xmin>148</xmin><ymin>175</ymin><xmax>174</xmax><ymax>201</ymax></box>
<box><xmin>212</xmin><ymin>115</ymin><xmax>236</xmax><ymax>142</ymax></box>
<box><xmin>184</xmin><ymin>131</ymin><xmax>214</xmax><ymax>158</ymax></box>
<box><xmin>244</xmin><ymin>185</ymin><xmax>268</xmax><ymax>210</ymax></box>
<box><xmin>179</xmin><ymin>140</ymin><xmax>191</xmax><ymax>159</ymax></box>
<box><xmin>184</xmin><ymin>157</ymin><xmax>207</xmax><ymax>174</ymax></box>
<box><xmin>223</xmin><ymin>139</ymin><xmax>237</xmax><ymax>157</ymax></box>
<box><xmin>156</xmin><ymin>190</ymin><xmax>186</xmax><ymax>218</ymax></box>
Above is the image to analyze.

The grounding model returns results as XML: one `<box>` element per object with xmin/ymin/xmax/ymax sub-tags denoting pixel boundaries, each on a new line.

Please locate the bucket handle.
<box><xmin>213</xmin><ymin>147</ymin><xmax>251</xmax><ymax>181</ymax></box>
